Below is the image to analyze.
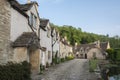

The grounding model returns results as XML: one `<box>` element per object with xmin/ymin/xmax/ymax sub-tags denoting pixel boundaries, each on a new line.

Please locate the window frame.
<box><xmin>29</xmin><ymin>12</ymin><xmax>37</xmax><ymax>29</ymax></box>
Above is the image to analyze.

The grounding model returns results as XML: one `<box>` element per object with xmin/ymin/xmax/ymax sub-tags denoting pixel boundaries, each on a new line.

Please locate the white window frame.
<box><xmin>29</xmin><ymin>13</ymin><xmax>37</xmax><ymax>29</ymax></box>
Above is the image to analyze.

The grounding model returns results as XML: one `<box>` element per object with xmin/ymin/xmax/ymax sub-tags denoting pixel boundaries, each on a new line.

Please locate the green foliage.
<box><xmin>0</xmin><ymin>61</ymin><xmax>31</xmax><ymax>80</ymax></box>
<box><xmin>109</xmin><ymin>66</ymin><xmax>120</xmax><ymax>76</ymax></box>
<box><xmin>115</xmin><ymin>49</ymin><xmax>120</xmax><ymax>61</ymax></box>
<box><xmin>106</xmin><ymin>49</ymin><xmax>116</xmax><ymax>61</ymax></box>
<box><xmin>40</xmin><ymin>64</ymin><xmax>45</xmax><ymax>74</ymax></box>
<box><xmin>50</xmin><ymin>23</ymin><xmax>120</xmax><ymax>48</ymax></box>
<box><xmin>65</xmin><ymin>55</ymin><xmax>74</xmax><ymax>61</ymax></box>
<box><xmin>89</xmin><ymin>59</ymin><xmax>98</xmax><ymax>72</ymax></box>
<box><xmin>52</xmin><ymin>58</ymin><xmax>60</xmax><ymax>64</ymax></box>
<box><xmin>46</xmin><ymin>62</ymin><xmax>49</xmax><ymax>68</ymax></box>
<box><xmin>61</xmin><ymin>58</ymin><xmax>66</xmax><ymax>62</ymax></box>
<box><xmin>106</xmin><ymin>48</ymin><xmax>120</xmax><ymax>61</ymax></box>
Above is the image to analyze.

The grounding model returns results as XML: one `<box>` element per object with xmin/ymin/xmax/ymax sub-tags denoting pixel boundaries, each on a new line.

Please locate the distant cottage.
<box><xmin>60</xmin><ymin>36</ymin><xmax>73</xmax><ymax>59</ymax></box>
<box><xmin>73</xmin><ymin>41</ymin><xmax>110</xmax><ymax>59</ymax></box>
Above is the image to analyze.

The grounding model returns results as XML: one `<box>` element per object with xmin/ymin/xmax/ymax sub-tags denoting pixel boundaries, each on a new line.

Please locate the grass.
<box><xmin>89</xmin><ymin>59</ymin><xmax>98</xmax><ymax>72</ymax></box>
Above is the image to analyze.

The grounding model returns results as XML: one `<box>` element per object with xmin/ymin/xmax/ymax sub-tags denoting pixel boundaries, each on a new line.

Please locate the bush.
<box><xmin>52</xmin><ymin>58</ymin><xmax>60</xmax><ymax>64</ymax></box>
<box><xmin>0</xmin><ymin>61</ymin><xmax>31</xmax><ymax>80</ymax></box>
<box><xmin>46</xmin><ymin>62</ymin><xmax>49</xmax><ymax>68</ymax></box>
<box><xmin>61</xmin><ymin>58</ymin><xmax>65</xmax><ymax>62</ymax></box>
<box><xmin>89</xmin><ymin>59</ymin><xmax>98</xmax><ymax>72</ymax></box>
<box><xmin>66</xmin><ymin>55</ymin><xmax>74</xmax><ymax>61</ymax></box>
<box><xmin>40</xmin><ymin>64</ymin><xmax>45</xmax><ymax>74</ymax></box>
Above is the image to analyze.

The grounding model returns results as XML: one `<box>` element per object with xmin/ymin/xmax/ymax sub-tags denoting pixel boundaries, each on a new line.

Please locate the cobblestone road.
<box><xmin>32</xmin><ymin>59</ymin><xmax>99</xmax><ymax>80</ymax></box>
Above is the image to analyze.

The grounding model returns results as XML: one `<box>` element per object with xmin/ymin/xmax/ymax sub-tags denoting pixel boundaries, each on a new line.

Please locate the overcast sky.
<box><xmin>18</xmin><ymin>0</ymin><xmax>120</xmax><ymax>37</ymax></box>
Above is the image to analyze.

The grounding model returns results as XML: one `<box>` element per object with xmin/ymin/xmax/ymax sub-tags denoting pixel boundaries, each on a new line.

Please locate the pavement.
<box><xmin>32</xmin><ymin>59</ymin><xmax>100</xmax><ymax>80</ymax></box>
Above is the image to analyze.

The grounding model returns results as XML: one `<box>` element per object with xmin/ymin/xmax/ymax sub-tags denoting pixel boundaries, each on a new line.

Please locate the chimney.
<box><xmin>95</xmin><ymin>40</ymin><xmax>100</xmax><ymax>48</ymax></box>
<box><xmin>75</xmin><ymin>42</ymin><xmax>78</xmax><ymax>46</ymax></box>
<box><xmin>64</xmin><ymin>36</ymin><xmax>67</xmax><ymax>40</ymax></box>
<box><xmin>62</xmin><ymin>38</ymin><xmax>64</xmax><ymax>41</ymax></box>
<box><xmin>68</xmin><ymin>41</ymin><xmax>70</xmax><ymax>45</ymax></box>
<box><xmin>27</xmin><ymin>0</ymin><xmax>31</xmax><ymax>3</ymax></box>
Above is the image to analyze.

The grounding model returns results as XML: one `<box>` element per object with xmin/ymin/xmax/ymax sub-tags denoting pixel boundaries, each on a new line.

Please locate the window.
<box><xmin>33</xmin><ymin>15</ymin><xmax>37</xmax><ymax>28</ymax></box>
<box><xmin>80</xmin><ymin>54</ymin><xmax>83</xmax><ymax>57</ymax></box>
<box><xmin>29</xmin><ymin>13</ymin><xmax>33</xmax><ymax>26</ymax></box>
<box><xmin>48</xmin><ymin>51</ymin><xmax>51</xmax><ymax>60</ymax></box>
<box><xmin>93</xmin><ymin>52</ymin><xmax>96</xmax><ymax>59</ymax></box>
<box><xmin>29</xmin><ymin>13</ymin><xmax>37</xmax><ymax>28</ymax></box>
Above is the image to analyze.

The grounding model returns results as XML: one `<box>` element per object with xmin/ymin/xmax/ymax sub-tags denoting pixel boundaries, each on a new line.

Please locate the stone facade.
<box><xmin>40</xmin><ymin>19</ymin><xmax>52</xmax><ymax>66</ymax></box>
<box><xmin>51</xmin><ymin>28</ymin><xmax>60</xmax><ymax>59</ymax></box>
<box><xmin>87</xmin><ymin>48</ymin><xmax>106</xmax><ymax>59</ymax></box>
<box><xmin>74</xmin><ymin>41</ymin><xmax>110</xmax><ymax>59</ymax></box>
<box><xmin>0</xmin><ymin>0</ymin><xmax>41</xmax><ymax>74</ymax></box>
<box><xmin>0</xmin><ymin>0</ymin><xmax>11</xmax><ymax>64</ymax></box>
<box><xmin>60</xmin><ymin>37</ymin><xmax>73</xmax><ymax>58</ymax></box>
<box><xmin>13</xmin><ymin>47</ymin><xmax>28</xmax><ymax>63</ymax></box>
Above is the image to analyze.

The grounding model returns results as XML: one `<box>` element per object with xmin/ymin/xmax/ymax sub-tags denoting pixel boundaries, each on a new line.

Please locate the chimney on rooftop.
<box><xmin>27</xmin><ymin>0</ymin><xmax>31</xmax><ymax>3</ymax></box>
<box><xmin>75</xmin><ymin>42</ymin><xmax>78</xmax><ymax>46</ymax></box>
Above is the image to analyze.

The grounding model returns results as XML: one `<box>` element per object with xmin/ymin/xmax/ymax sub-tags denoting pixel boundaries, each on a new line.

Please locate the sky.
<box><xmin>18</xmin><ymin>0</ymin><xmax>120</xmax><ymax>37</ymax></box>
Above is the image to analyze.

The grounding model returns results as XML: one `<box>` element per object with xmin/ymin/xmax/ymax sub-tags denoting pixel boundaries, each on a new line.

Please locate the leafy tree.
<box><xmin>50</xmin><ymin>23</ymin><xmax>120</xmax><ymax>48</ymax></box>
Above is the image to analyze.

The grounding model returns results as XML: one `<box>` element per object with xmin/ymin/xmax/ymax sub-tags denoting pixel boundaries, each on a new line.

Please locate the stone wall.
<box><xmin>13</xmin><ymin>47</ymin><xmax>28</xmax><ymax>63</ymax></box>
<box><xmin>87</xmin><ymin>48</ymin><xmax>105</xmax><ymax>59</ymax></box>
<box><xmin>0</xmin><ymin>0</ymin><xmax>11</xmax><ymax>64</ymax></box>
<box><xmin>29</xmin><ymin>49</ymin><xmax>40</xmax><ymax>74</ymax></box>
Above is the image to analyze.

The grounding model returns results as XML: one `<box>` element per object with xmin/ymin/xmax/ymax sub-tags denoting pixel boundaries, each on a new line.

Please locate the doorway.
<box><xmin>85</xmin><ymin>54</ymin><xmax>87</xmax><ymax>59</ymax></box>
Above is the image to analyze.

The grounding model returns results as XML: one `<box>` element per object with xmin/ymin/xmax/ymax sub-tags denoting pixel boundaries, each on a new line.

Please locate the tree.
<box><xmin>50</xmin><ymin>23</ymin><xmax>120</xmax><ymax>48</ymax></box>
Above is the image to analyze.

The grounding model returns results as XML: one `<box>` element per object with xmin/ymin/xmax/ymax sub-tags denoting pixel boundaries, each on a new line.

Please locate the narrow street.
<box><xmin>32</xmin><ymin>59</ymin><xmax>99</xmax><ymax>80</ymax></box>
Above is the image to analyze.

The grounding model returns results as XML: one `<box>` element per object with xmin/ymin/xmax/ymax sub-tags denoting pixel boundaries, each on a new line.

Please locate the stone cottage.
<box><xmin>74</xmin><ymin>41</ymin><xmax>110</xmax><ymax>59</ymax></box>
<box><xmin>51</xmin><ymin>27</ymin><xmax>60</xmax><ymax>60</ymax></box>
<box><xmin>60</xmin><ymin>36</ymin><xmax>73</xmax><ymax>59</ymax></box>
<box><xmin>39</xmin><ymin>18</ymin><xmax>52</xmax><ymax>67</ymax></box>
<box><xmin>0</xmin><ymin>0</ymin><xmax>41</xmax><ymax>73</ymax></box>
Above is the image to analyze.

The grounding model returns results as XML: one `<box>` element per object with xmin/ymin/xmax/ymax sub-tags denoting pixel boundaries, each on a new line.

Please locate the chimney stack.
<box><xmin>27</xmin><ymin>0</ymin><xmax>31</xmax><ymax>3</ymax></box>
<box><xmin>75</xmin><ymin>42</ymin><xmax>78</xmax><ymax>46</ymax></box>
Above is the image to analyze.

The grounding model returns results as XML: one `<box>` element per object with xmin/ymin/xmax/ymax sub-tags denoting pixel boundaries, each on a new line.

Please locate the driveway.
<box><xmin>32</xmin><ymin>59</ymin><xmax>99</xmax><ymax>80</ymax></box>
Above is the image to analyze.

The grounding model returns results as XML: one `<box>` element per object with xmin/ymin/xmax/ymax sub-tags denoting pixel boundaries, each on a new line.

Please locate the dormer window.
<box><xmin>29</xmin><ymin>13</ymin><xmax>37</xmax><ymax>28</ymax></box>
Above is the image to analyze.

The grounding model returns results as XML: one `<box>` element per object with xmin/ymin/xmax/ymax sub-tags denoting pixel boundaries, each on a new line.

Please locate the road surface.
<box><xmin>32</xmin><ymin>59</ymin><xmax>99</xmax><ymax>80</ymax></box>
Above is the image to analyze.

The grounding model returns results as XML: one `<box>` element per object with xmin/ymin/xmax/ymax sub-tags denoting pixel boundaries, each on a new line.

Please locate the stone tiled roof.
<box><xmin>41</xmin><ymin>47</ymin><xmax>46</xmax><ymax>51</ymax></box>
<box><xmin>8</xmin><ymin>0</ymin><xmax>38</xmax><ymax>17</ymax></box>
<box><xmin>40</xmin><ymin>19</ymin><xmax>49</xmax><ymax>30</ymax></box>
<box><xmin>8</xmin><ymin>0</ymin><xmax>28</xmax><ymax>17</ymax></box>
<box><xmin>19</xmin><ymin>3</ymin><xmax>33</xmax><ymax>11</ymax></box>
<box><xmin>20</xmin><ymin>1</ymin><xmax>38</xmax><ymax>11</ymax></box>
<box><xmin>61</xmin><ymin>40</ymin><xmax>68</xmax><ymax>45</ymax></box>
<box><xmin>74</xmin><ymin>41</ymin><xmax>109</xmax><ymax>53</ymax></box>
<box><xmin>75</xmin><ymin>44</ymin><xmax>96</xmax><ymax>51</ymax></box>
<box><xmin>60</xmin><ymin>37</ymin><xmax>72</xmax><ymax>47</ymax></box>
<box><xmin>12</xmin><ymin>32</ymin><xmax>40</xmax><ymax>48</ymax></box>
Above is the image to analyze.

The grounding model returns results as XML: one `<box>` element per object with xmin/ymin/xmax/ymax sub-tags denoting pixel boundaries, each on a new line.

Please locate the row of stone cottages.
<box><xmin>0</xmin><ymin>0</ymin><xmax>73</xmax><ymax>74</ymax></box>
<box><xmin>0</xmin><ymin>0</ymin><xmax>110</xmax><ymax>74</ymax></box>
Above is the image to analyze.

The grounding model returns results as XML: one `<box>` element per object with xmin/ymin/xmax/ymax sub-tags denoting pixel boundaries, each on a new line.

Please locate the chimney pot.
<box><xmin>27</xmin><ymin>0</ymin><xmax>31</xmax><ymax>3</ymax></box>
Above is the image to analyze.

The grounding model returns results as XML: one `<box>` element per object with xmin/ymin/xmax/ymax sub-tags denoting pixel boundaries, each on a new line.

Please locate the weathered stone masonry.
<box><xmin>0</xmin><ymin>0</ymin><xmax>11</xmax><ymax>64</ymax></box>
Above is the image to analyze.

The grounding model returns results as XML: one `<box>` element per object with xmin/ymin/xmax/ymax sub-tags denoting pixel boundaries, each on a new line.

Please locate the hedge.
<box><xmin>0</xmin><ymin>61</ymin><xmax>31</xmax><ymax>80</ymax></box>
